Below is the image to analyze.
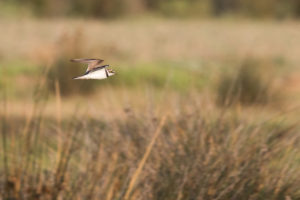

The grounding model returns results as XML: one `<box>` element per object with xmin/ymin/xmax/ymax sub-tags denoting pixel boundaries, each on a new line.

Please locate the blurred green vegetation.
<box><xmin>109</xmin><ymin>62</ymin><xmax>206</xmax><ymax>91</ymax></box>
<box><xmin>0</xmin><ymin>61</ymin><xmax>38</xmax><ymax>77</ymax></box>
<box><xmin>1</xmin><ymin>59</ymin><xmax>210</xmax><ymax>97</ymax></box>
<box><xmin>1</xmin><ymin>0</ymin><xmax>300</xmax><ymax>18</ymax></box>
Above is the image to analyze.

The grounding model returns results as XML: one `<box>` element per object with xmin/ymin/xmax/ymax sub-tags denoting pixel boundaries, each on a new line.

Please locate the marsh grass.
<box><xmin>1</xmin><ymin>74</ymin><xmax>299</xmax><ymax>200</ymax></box>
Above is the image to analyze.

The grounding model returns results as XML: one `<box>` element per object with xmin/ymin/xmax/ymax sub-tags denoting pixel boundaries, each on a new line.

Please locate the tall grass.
<box><xmin>1</xmin><ymin>75</ymin><xmax>299</xmax><ymax>199</ymax></box>
<box><xmin>216</xmin><ymin>58</ymin><xmax>280</xmax><ymax>106</ymax></box>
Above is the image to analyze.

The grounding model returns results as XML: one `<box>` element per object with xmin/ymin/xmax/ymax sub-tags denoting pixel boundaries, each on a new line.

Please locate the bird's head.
<box><xmin>107</xmin><ymin>68</ymin><xmax>116</xmax><ymax>76</ymax></box>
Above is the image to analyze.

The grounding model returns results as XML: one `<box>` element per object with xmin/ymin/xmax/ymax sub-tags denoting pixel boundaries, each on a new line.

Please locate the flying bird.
<box><xmin>71</xmin><ymin>58</ymin><xmax>115</xmax><ymax>80</ymax></box>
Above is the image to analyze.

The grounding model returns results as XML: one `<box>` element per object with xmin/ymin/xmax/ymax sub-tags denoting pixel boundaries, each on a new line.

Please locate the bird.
<box><xmin>70</xmin><ymin>58</ymin><xmax>115</xmax><ymax>80</ymax></box>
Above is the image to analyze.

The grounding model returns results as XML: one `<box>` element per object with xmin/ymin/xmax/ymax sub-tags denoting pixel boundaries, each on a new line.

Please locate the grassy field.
<box><xmin>0</xmin><ymin>18</ymin><xmax>300</xmax><ymax>199</ymax></box>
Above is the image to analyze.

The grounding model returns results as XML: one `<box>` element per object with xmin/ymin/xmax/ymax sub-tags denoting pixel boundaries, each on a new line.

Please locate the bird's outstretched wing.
<box><xmin>87</xmin><ymin>65</ymin><xmax>110</xmax><ymax>74</ymax></box>
<box><xmin>70</xmin><ymin>58</ymin><xmax>104</xmax><ymax>72</ymax></box>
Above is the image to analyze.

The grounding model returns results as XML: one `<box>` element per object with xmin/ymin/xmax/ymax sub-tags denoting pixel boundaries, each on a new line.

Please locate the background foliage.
<box><xmin>2</xmin><ymin>0</ymin><xmax>300</xmax><ymax>18</ymax></box>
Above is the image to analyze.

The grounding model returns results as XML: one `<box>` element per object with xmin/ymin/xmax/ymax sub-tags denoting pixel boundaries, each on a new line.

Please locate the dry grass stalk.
<box><xmin>55</xmin><ymin>79</ymin><xmax>63</xmax><ymax>168</ymax></box>
<box><xmin>124</xmin><ymin>115</ymin><xmax>167</xmax><ymax>200</ymax></box>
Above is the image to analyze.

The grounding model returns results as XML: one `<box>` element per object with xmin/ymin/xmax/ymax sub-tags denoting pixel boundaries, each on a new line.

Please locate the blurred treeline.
<box><xmin>3</xmin><ymin>0</ymin><xmax>300</xmax><ymax>18</ymax></box>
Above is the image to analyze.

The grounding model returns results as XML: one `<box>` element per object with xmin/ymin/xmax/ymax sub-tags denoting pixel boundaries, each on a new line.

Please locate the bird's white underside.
<box><xmin>74</xmin><ymin>69</ymin><xmax>107</xmax><ymax>80</ymax></box>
